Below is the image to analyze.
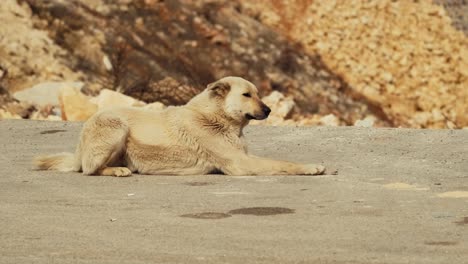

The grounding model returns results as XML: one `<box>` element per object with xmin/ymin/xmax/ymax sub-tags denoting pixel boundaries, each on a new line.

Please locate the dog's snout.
<box><xmin>262</xmin><ymin>105</ymin><xmax>271</xmax><ymax>117</ymax></box>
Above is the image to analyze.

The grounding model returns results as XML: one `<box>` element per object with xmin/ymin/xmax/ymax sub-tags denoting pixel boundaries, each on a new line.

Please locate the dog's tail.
<box><xmin>33</xmin><ymin>152</ymin><xmax>79</xmax><ymax>172</ymax></box>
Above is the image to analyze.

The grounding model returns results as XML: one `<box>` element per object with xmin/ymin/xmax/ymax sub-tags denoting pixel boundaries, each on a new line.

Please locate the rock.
<box><xmin>250</xmin><ymin>91</ymin><xmax>296</xmax><ymax>126</ymax></box>
<box><xmin>13</xmin><ymin>82</ymin><xmax>84</xmax><ymax>106</ymax></box>
<box><xmin>320</xmin><ymin>114</ymin><xmax>340</xmax><ymax>126</ymax></box>
<box><xmin>296</xmin><ymin>115</ymin><xmax>322</xmax><ymax>126</ymax></box>
<box><xmin>3</xmin><ymin>101</ymin><xmax>35</xmax><ymax>118</ymax></box>
<box><xmin>431</xmin><ymin>109</ymin><xmax>445</xmax><ymax>122</ymax></box>
<box><xmin>58</xmin><ymin>86</ymin><xmax>98</xmax><ymax>121</ymax></box>
<box><xmin>29</xmin><ymin>109</ymin><xmax>62</xmax><ymax>121</ymax></box>
<box><xmin>412</xmin><ymin>112</ymin><xmax>433</xmax><ymax>127</ymax></box>
<box><xmin>354</xmin><ymin>115</ymin><xmax>376</xmax><ymax>127</ymax></box>
<box><xmin>102</xmin><ymin>55</ymin><xmax>113</xmax><ymax>71</ymax></box>
<box><xmin>251</xmin><ymin>92</ymin><xmax>344</xmax><ymax>127</ymax></box>
<box><xmin>90</xmin><ymin>89</ymin><xmax>146</xmax><ymax>110</ymax></box>
<box><xmin>0</xmin><ymin>109</ymin><xmax>21</xmax><ymax>119</ymax></box>
<box><xmin>57</xmin><ymin>87</ymin><xmax>164</xmax><ymax>121</ymax></box>
<box><xmin>143</xmin><ymin>102</ymin><xmax>166</xmax><ymax>111</ymax></box>
<box><xmin>0</xmin><ymin>67</ymin><xmax>15</xmax><ymax>105</ymax></box>
<box><xmin>260</xmin><ymin>91</ymin><xmax>295</xmax><ymax>119</ymax></box>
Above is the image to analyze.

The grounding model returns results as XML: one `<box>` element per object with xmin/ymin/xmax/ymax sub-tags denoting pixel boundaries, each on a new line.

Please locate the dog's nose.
<box><xmin>262</xmin><ymin>105</ymin><xmax>271</xmax><ymax>117</ymax></box>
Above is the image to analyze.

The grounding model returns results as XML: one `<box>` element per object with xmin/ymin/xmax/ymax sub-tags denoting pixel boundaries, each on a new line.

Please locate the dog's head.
<box><xmin>207</xmin><ymin>76</ymin><xmax>271</xmax><ymax>123</ymax></box>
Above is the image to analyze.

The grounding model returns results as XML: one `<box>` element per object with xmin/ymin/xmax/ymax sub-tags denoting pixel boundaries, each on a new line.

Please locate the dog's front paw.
<box><xmin>304</xmin><ymin>164</ymin><xmax>326</xmax><ymax>175</ymax></box>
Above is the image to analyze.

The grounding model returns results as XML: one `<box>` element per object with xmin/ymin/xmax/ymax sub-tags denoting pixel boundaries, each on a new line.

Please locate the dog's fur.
<box><xmin>34</xmin><ymin>76</ymin><xmax>325</xmax><ymax>176</ymax></box>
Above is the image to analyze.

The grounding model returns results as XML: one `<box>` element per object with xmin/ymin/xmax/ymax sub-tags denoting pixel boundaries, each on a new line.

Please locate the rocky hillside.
<box><xmin>241</xmin><ymin>0</ymin><xmax>468</xmax><ymax>128</ymax></box>
<box><xmin>0</xmin><ymin>0</ymin><xmax>467</xmax><ymax>128</ymax></box>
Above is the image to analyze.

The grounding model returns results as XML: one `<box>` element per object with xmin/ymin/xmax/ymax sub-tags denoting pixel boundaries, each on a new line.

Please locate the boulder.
<box><xmin>13</xmin><ymin>82</ymin><xmax>84</xmax><ymax>106</ymax></box>
<box><xmin>90</xmin><ymin>89</ymin><xmax>146</xmax><ymax>110</ymax></box>
<box><xmin>143</xmin><ymin>102</ymin><xmax>166</xmax><ymax>111</ymax></box>
<box><xmin>58</xmin><ymin>86</ymin><xmax>98</xmax><ymax>121</ymax></box>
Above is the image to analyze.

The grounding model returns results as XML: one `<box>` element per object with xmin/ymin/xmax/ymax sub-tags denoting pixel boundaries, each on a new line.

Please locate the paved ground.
<box><xmin>0</xmin><ymin>120</ymin><xmax>467</xmax><ymax>264</ymax></box>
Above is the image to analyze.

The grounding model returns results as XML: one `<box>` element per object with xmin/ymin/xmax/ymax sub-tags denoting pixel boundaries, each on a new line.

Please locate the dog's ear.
<box><xmin>207</xmin><ymin>81</ymin><xmax>230</xmax><ymax>98</ymax></box>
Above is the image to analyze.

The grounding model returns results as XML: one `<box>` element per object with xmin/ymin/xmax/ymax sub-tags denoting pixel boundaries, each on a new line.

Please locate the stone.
<box><xmin>13</xmin><ymin>82</ymin><xmax>84</xmax><ymax>106</ymax></box>
<box><xmin>90</xmin><ymin>89</ymin><xmax>146</xmax><ymax>110</ymax></box>
<box><xmin>58</xmin><ymin>86</ymin><xmax>98</xmax><ymax>121</ymax></box>
<box><xmin>3</xmin><ymin>101</ymin><xmax>35</xmax><ymax>119</ymax></box>
<box><xmin>0</xmin><ymin>109</ymin><xmax>21</xmax><ymax>119</ymax></box>
<box><xmin>143</xmin><ymin>102</ymin><xmax>166</xmax><ymax>111</ymax></box>
<box><xmin>260</xmin><ymin>91</ymin><xmax>295</xmax><ymax>119</ymax></box>
<box><xmin>250</xmin><ymin>91</ymin><xmax>296</xmax><ymax>126</ymax></box>
<box><xmin>354</xmin><ymin>116</ymin><xmax>376</xmax><ymax>127</ymax></box>
<box><xmin>320</xmin><ymin>114</ymin><xmax>340</xmax><ymax>126</ymax></box>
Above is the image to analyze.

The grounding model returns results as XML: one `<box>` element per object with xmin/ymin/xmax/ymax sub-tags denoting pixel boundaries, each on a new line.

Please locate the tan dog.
<box><xmin>34</xmin><ymin>76</ymin><xmax>326</xmax><ymax>176</ymax></box>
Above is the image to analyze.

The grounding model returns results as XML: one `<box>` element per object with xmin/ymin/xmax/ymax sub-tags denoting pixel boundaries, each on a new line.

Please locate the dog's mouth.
<box><xmin>245</xmin><ymin>113</ymin><xmax>268</xmax><ymax>120</ymax></box>
<box><xmin>245</xmin><ymin>113</ymin><xmax>256</xmax><ymax>120</ymax></box>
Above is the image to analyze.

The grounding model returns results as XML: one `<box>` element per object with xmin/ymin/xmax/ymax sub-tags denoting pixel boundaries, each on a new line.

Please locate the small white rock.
<box><xmin>102</xmin><ymin>55</ymin><xmax>113</xmax><ymax>71</ymax></box>
<box><xmin>319</xmin><ymin>114</ymin><xmax>339</xmax><ymax>126</ymax></box>
<box><xmin>354</xmin><ymin>115</ymin><xmax>376</xmax><ymax>127</ymax></box>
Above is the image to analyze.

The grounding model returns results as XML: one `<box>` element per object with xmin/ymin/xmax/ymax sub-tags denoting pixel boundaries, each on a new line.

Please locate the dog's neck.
<box><xmin>186</xmin><ymin>92</ymin><xmax>247</xmax><ymax>137</ymax></box>
<box><xmin>196</xmin><ymin>112</ymin><xmax>246</xmax><ymax>137</ymax></box>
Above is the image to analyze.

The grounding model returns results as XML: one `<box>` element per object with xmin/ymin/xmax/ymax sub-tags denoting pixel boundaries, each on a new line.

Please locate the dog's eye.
<box><xmin>242</xmin><ymin>93</ymin><xmax>251</xmax><ymax>98</ymax></box>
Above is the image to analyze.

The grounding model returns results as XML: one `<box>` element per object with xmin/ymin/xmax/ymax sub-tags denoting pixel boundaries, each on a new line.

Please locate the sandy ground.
<box><xmin>0</xmin><ymin>120</ymin><xmax>467</xmax><ymax>263</ymax></box>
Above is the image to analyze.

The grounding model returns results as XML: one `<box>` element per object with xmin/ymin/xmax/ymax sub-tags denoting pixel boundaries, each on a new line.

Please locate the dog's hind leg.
<box><xmin>80</xmin><ymin>113</ymin><xmax>132</xmax><ymax>177</ymax></box>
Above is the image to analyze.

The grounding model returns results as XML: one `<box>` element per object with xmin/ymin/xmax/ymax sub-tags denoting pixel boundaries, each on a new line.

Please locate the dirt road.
<box><xmin>1</xmin><ymin>120</ymin><xmax>467</xmax><ymax>263</ymax></box>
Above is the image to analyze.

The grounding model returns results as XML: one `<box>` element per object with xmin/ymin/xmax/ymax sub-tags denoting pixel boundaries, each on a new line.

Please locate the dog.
<box><xmin>34</xmin><ymin>76</ymin><xmax>326</xmax><ymax>176</ymax></box>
